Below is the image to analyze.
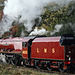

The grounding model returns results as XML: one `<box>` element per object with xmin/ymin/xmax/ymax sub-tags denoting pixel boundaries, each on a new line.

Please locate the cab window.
<box><xmin>22</xmin><ymin>42</ymin><xmax>27</xmax><ymax>47</ymax></box>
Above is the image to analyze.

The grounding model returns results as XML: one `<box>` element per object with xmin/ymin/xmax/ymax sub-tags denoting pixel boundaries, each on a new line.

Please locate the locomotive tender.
<box><xmin>0</xmin><ymin>34</ymin><xmax>75</xmax><ymax>72</ymax></box>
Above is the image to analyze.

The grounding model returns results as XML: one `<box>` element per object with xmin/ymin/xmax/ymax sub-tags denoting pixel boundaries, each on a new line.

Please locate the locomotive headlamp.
<box><xmin>69</xmin><ymin>57</ymin><xmax>71</xmax><ymax>61</ymax></box>
<box><xmin>67</xmin><ymin>55</ymin><xmax>69</xmax><ymax>57</ymax></box>
<box><xmin>69</xmin><ymin>51</ymin><xmax>71</xmax><ymax>53</ymax></box>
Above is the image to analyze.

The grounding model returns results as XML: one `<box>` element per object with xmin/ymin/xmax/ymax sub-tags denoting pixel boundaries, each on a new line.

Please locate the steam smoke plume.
<box><xmin>0</xmin><ymin>0</ymin><xmax>72</xmax><ymax>36</ymax></box>
<box><xmin>51</xmin><ymin>24</ymin><xmax>62</xmax><ymax>35</ymax></box>
<box><xmin>29</xmin><ymin>27</ymin><xmax>47</xmax><ymax>35</ymax></box>
<box><xmin>0</xmin><ymin>53</ymin><xmax>6</xmax><ymax>63</ymax></box>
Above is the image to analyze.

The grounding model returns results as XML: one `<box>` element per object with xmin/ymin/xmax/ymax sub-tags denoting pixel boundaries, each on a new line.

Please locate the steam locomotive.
<box><xmin>0</xmin><ymin>34</ymin><xmax>75</xmax><ymax>72</ymax></box>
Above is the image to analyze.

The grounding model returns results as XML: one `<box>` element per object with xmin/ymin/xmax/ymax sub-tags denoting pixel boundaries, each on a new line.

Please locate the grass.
<box><xmin>0</xmin><ymin>62</ymin><xmax>52</xmax><ymax>75</ymax></box>
<box><xmin>0</xmin><ymin>62</ymin><xmax>75</xmax><ymax>75</ymax></box>
<box><xmin>0</xmin><ymin>6</ymin><xmax>4</xmax><ymax>10</ymax></box>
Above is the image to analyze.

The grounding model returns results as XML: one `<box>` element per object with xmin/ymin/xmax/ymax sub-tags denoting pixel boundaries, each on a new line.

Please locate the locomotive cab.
<box><xmin>22</xmin><ymin>41</ymin><xmax>32</xmax><ymax>59</ymax></box>
<box><xmin>22</xmin><ymin>42</ymin><xmax>28</xmax><ymax>59</ymax></box>
<box><xmin>22</xmin><ymin>36</ymin><xmax>35</xmax><ymax>60</ymax></box>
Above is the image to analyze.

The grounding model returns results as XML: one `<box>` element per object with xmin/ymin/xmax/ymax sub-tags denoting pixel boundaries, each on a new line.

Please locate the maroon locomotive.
<box><xmin>0</xmin><ymin>34</ymin><xmax>75</xmax><ymax>72</ymax></box>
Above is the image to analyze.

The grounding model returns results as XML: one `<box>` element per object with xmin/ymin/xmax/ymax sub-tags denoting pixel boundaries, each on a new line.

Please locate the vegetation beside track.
<box><xmin>0</xmin><ymin>62</ymin><xmax>75</xmax><ymax>75</ymax></box>
<box><xmin>0</xmin><ymin>62</ymin><xmax>54</xmax><ymax>75</ymax></box>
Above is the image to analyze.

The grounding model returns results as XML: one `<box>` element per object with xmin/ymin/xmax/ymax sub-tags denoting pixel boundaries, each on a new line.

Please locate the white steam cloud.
<box><xmin>0</xmin><ymin>53</ymin><xmax>6</xmax><ymax>63</ymax></box>
<box><xmin>51</xmin><ymin>24</ymin><xmax>62</xmax><ymax>35</ymax></box>
<box><xmin>4</xmin><ymin>0</ymin><xmax>54</xmax><ymax>31</ymax></box>
<box><xmin>0</xmin><ymin>0</ymin><xmax>71</xmax><ymax>35</ymax></box>
<box><xmin>29</xmin><ymin>27</ymin><xmax>47</xmax><ymax>35</ymax></box>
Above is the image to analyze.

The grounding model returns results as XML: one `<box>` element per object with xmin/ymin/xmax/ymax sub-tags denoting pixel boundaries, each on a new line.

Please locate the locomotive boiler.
<box><xmin>0</xmin><ymin>34</ymin><xmax>75</xmax><ymax>72</ymax></box>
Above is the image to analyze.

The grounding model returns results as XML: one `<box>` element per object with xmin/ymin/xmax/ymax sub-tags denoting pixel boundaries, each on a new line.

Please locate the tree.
<box><xmin>58</xmin><ymin>24</ymin><xmax>74</xmax><ymax>35</ymax></box>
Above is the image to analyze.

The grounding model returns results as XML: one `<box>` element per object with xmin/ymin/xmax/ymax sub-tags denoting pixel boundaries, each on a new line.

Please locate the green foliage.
<box><xmin>54</xmin><ymin>24</ymin><xmax>74</xmax><ymax>36</ymax></box>
<box><xmin>0</xmin><ymin>0</ymin><xmax>5</xmax><ymax>10</ymax></box>
<box><xmin>12</xmin><ymin>24</ymin><xmax>29</xmax><ymax>37</ymax></box>
<box><xmin>12</xmin><ymin>26</ymin><xmax>21</xmax><ymax>37</ymax></box>
<box><xmin>35</xmin><ymin>1</ymin><xmax>75</xmax><ymax>36</ymax></box>
<box><xmin>19</xmin><ymin>24</ymin><xmax>29</xmax><ymax>37</ymax></box>
<box><xmin>11</xmin><ymin>21</ymin><xmax>29</xmax><ymax>37</ymax></box>
<box><xmin>0</xmin><ymin>0</ymin><xmax>5</xmax><ymax>4</ymax></box>
<box><xmin>0</xmin><ymin>6</ymin><xmax>4</xmax><ymax>11</ymax></box>
<box><xmin>59</xmin><ymin>25</ymin><xmax>74</xmax><ymax>35</ymax></box>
